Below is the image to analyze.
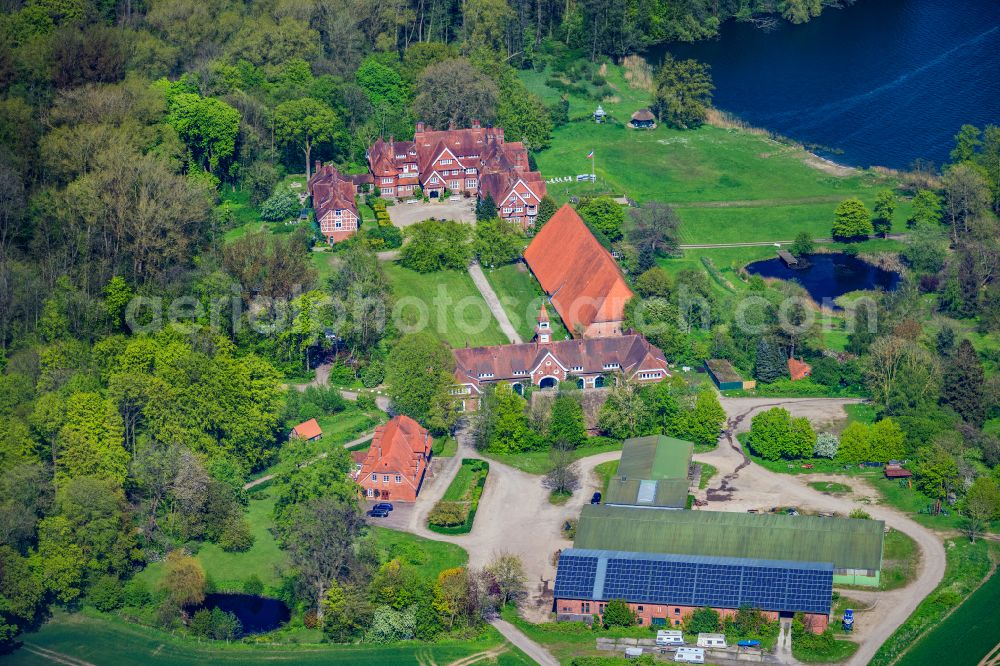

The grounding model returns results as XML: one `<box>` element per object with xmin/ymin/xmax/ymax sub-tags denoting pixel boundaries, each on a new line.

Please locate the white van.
<box><xmin>674</xmin><ymin>647</ymin><xmax>705</xmax><ymax>663</ymax></box>
<box><xmin>656</xmin><ymin>629</ymin><xmax>685</xmax><ymax>646</ymax></box>
<box><xmin>697</xmin><ymin>633</ymin><xmax>727</xmax><ymax>648</ymax></box>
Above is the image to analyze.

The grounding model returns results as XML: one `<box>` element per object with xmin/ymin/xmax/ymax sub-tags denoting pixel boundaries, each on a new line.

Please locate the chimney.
<box><xmin>448</xmin><ymin>119</ymin><xmax>456</xmax><ymax>130</ymax></box>
<box><xmin>472</xmin><ymin>118</ymin><xmax>481</xmax><ymax>129</ymax></box>
<box><xmin>315</xmin><ymin>159</ymin><xmax>321</xmax><ymax>173</ymax></box>
<box><xmin>415</xmin><ymin>121</ymin><xmax>425</xmax><ymax>134</ymax></box>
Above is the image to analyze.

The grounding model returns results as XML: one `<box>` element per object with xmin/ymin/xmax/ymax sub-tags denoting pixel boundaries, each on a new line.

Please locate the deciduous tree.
<box><xmin>961</xmin><ymin>476</ymin><xmax>1000</xmax><ymax>542</ymax></box>
<box><xmin>651</xmin><ymin>55</ymin><xmax>713</xmax><ymax>129</ymax></box>
<box><xmin>832</xmin><ymin>197</ymin><xmax>873</xmax><ymax>239</ymax></box>
<box><xmin>873</xmin><ymin>189</ymin><xmax>896</xmax><ymax>237</ymax></box>
<box><xmin>162</xmin><ymin>550</ymin><xmax>206</xmax><ymax>607</ymax></box>
<box><xmin>413</xmin><ymin>58</ymin><xmax>497</xmax><ymax>129</ymax></box>
<box><xmin>274</xmin><ymin>98</ymin><xmax>339</xmax><ymax>181</ymax></box>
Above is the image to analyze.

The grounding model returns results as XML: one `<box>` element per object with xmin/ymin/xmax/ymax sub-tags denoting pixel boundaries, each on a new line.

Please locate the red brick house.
<box><xmin>451</xmin><ymin>305</ymin><xmax>669</xmax><ymax>411</ymax></box>
<box><xmin>357</xmin><ymin>415</ymin><xmax>432</xmax><ymax>502</ymax></box>
<box><xmin>366</xmin><ymin>121</ymin><xmax>546</xmax><ymax>227</ymax></box>
<box><xmin>308</xmin><ymin>164</ymin><xmax>361</xmax><ymax>244</ymax></box>
<box><xmin>524</xmin><ymin>205</ymin><xmax>634</xmax><ymax>338</ymax></box>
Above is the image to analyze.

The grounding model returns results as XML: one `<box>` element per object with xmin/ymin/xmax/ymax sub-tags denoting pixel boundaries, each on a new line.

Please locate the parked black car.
<box><xmin>591</xmin><ymin>492</ymin><xmax>602</xmax><ymax>504</ymax></box>
<box><xmin>370</xmin><ymin>508</ymin><xmax>390</xmax><ymax>518</ymax></box>
<box><xmin>373</xmin><ymin>502</ymin><xmax>394</xmax><ymax>512</ymax></box>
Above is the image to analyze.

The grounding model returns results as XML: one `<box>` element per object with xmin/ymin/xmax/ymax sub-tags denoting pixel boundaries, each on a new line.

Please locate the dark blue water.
<box><xmin>745</xmin><ymin>253</ymin><xmax>900</xmax><ymax>306</ymax></box>
<box><xmin>657</xmin><ymin>0</ymin><xmax>1000</xmax><ymax>169</ymax></box>
<box><xmin>199</xmin><ymin>593</ymin><xmax>290</xmax><ymax>634</ymax></box>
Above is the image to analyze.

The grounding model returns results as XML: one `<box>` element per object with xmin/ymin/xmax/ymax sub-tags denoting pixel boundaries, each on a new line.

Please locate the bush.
<box><xmin>89</xmin><ymin>575</ymin><xmax>126</xmax><ymax>611</ymax></box>
<box><xmin>356</xmin><ymin>394</ymin><xmax>378</xmax><ymax>411</ymax></box>
<box><xmin>685</xmin><ymin>606</ymin><xmax>720</xmax><ymax>633</ymax></box>
<box><xmin>328</xmin><ymin>363</ymin><xmax>357</xmax><ymax>386</ymax></box>
<box><xmin>260</xmin><ymin>188</ymin><xmax>300</xmax><ymax>222</ymax></box>
<box><xmin>602</xmin><ymin>599</ymin><xmax>636</xmax><ymax>628</ymax></box>
<box><xmin>427</xmin><ymin>501</ymin><xmax>469</xmax><ymax>527</ymax></box>
<box><xmin>361</xmin><ymin>361</ymin><xmax>385</xmax><ymax>388</ymax></box>
<box><xmin>218</xmin><ymin>514</ymin><xmax>254</xmax><ymax>552</ymax></box>
<box><xmin>123</xmin><ymin>578</ymin><xmax>152</xmax><ymax>608</ymax></box>
<box><xmin>243</xmin><ymin>575</ymin><xmax>264</xmax><ymax>596</ymax></box>
<box><xmin>814</xmin><ymin>432</ymin><xmax>839</xmax><ymax>458</ymax></box>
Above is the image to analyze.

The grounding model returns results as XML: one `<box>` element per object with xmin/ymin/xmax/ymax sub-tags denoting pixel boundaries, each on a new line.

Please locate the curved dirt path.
<box><xmin>697</xmin><ymin>397</ymin><xmax>947</xmax><ymax>666</ymax></box>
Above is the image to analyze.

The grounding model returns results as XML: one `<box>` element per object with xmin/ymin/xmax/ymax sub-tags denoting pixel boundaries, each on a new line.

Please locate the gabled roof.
<box><xmin>574</xmin><ymin>505</ymin><xmax>886</xmax><ymax>572</ymax></box>
<box><xmin>452</xmin><ymin>334</ymin><xmax>668</xmax><ymax>389</ymax></box>
<box><xmin>479</xmin><ymin>171</ymin><xmax>546</xmax><ymax>206</ymax></box>
<box><xmin>359</xmin><ymin>415</ymin><xmax>430</xmax><ymax>488</ymax></box>
<box><xmin>788</xmin><ymin>358</ymin><xmax>812</xmax><ymax>381</ymax></box>
<box><xmin>291</xmin><ymin>418</ymin><xmax>322</xmax><ymax>440</ymax></box>
<box><xmin>524</xmin><ymin>205</ymin><xmax>633</xmax><ymax>335</ymax></box>
<box><xmin>309</xmin><ymin>165</ymin><xmax>359</xmax><ymax>221</ymax></box>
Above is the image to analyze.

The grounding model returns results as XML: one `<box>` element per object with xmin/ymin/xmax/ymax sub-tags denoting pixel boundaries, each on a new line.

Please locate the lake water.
<box><xmin>656</xmin><ymin>0</ymin><xmax>1000</xmax><ymax>169</ymax></box>
<box><xmin>199</xmin><ymin>593</ymin><xmax>290</xmax><ymax>635</ymax></box>
<box><xmin>745</xmin><ymin>253</ymin><xmax>899</xmax><ymax>306</ymax></box>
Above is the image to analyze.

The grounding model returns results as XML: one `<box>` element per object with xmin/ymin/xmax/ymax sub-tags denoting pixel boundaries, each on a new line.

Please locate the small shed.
<box><xmin>705</xmin><ymin>359</ymin><xmax>748</xmax><ymax>391</ymax></box>
<box><xmin>593</xmin><ymin>105</ymin><xmax>607</xmax><ymax>123</ymax></box>
<box><xmin>788</xmin><ymin>358</ymin><xmax>812</xmax><ymax>381</ymax></box>
<box><xmin>629</xmin><ymin>109</ymin><xmax>656</xmax><ymax>129</ymax></box>
<box><xmin>291</xmin><ymin>418</ymin><xmax>323</xmax><ymax>442</ymax></box>
<box><xmin>884</xmin><ymin>464</ymin><xmax>912</xmax><ymax>479</ymax></box>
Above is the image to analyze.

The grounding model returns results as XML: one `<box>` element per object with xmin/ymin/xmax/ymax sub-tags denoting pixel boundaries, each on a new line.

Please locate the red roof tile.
<box><xmin>524</xmin><ymin>205</ymin><xmax>633</xmax><ymax>336</ymax></box>
<box><xmin>788</xmin><ymin>358</ymin><xmax>812</xmax><ymax>381</ymax></box>
<box><xmin>291</xmin><ymin>418</ymin><xmax>322</xmax><ymax>440</ymax></box>
<box><xmin>358</xmin><ymin>415</ymin><xmax>430</xmax><ymax>489</ymax></box>
<box><xmin>308</xmin><ymin>165</ymin><xmax>359</xmax><ymax>223</ymax></box>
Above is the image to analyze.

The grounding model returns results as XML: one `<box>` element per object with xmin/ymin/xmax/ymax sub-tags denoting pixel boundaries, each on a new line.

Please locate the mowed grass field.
<box><xmin>483</xmin><ymin>262</ymin><xmax>572</xmax><ymax>341</ymax></box>
<box><xmin>383</xmin><ymin>261</ymin><xmax>507</xmax><ymax>347</ymax></box>
<box><xmin>9</xmin><ymin>611</ymin><xmax>532</xmax><ymax>666</ymax></box>
<box><xmin>896</xmin><ymin>565</ymin><xmax>1000</xmax><ymax>666</ymax></box>
<box><xmin>536</xmin><ymin>121</ymin><xmax>912</xmax><ymax>244</ymax></box>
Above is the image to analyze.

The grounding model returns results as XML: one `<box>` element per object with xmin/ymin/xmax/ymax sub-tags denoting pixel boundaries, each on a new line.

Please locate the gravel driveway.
<box><xmin>387</xmin><ymin>198</ymin><xmax>476</xmax><ymax>227</ymax></box>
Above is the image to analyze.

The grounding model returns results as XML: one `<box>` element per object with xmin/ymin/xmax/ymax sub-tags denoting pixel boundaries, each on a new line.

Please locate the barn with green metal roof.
<box><xmin>574</xmin><ymin>505</ymin><xmax>885</xmax><ymax>586</ymax></box>
<box><xmin>604</xmin><ymin>435</ymin><xmax>693</xmax><ymax>509</ymax></box>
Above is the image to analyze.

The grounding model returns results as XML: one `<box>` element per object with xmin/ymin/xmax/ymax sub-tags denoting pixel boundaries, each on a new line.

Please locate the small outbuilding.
<box><xmin>593</xmin><ymin>105</ymin><xmax>607</xmax><ymax>123</ymax></box>
<box><xmin>705</xmin><ymin>359</ymin><xmax>754</xmax><ymax>391</ymax></box>
<box><xmin>290</xmin><ymin>418</ymin><xmax>323</xmax><ymax>442</ymax></box>
<box><xmin>788</xmin><ymin>358</ymin><xmax>812</xmax><ymax>381</ymax></box>
<box><xmin>629</xmin><ymin>109</ymin><xmax>656</xmax><ymax>129</ymax></box>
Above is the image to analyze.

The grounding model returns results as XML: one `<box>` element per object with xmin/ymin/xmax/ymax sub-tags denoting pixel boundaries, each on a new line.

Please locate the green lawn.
<box><xmin>366</xmin><ymin>526</ymin><xmax>468</xmax><ymax>580</ymax></box>
<box><xmin>136</xmin><ymin>493</ymin><xmax>288</xmax><ymax>592</ymax></box>
<box><xmin>432</xmin><ymin>435</ymin><xmax>459</xmax><ymax>457</ymax></box>
<box><xmin>9</xmin><ymin>610</ymin><xmax>530</xmax><ymax>666</ymax></box>
<box><xmin>485</xmin><ymin>438</ymin><xmax>623</xmax><ymax>475</ymax></box>
<box><xmin>383</xmin><ymin>261</ymin><xmax>508</xmax><ymax>348</ymax></box>
<box><xmin>483</xmin><ymin>262</ymin><xmax>569</xmax><ymax>341</ymax></box>
<box><xmin>594</xmin><ymin>460</ymin><xmax>618</xmax><ymax>497</ymax></box>
<box><xmin>878</xmin><ymin>529</ymin><xmax>920</xmax><ymax>591</ymax></box>
<box><xmin>896</xmin><ymin>559</ymin><xmax>1000</xmax><ymax>666</ymax></box>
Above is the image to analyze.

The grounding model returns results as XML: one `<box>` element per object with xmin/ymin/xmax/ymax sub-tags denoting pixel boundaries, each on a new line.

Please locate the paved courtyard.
<box><xmin>386</xmin><ymin>198</ymin><xmax>476</xmax><ymax>227</ymax></box>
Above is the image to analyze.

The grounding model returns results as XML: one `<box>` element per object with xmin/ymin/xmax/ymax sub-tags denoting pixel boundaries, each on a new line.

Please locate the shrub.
<box><xmin>356</xmin><ymin>394</ymin><xmax>378</xmax><ymax>411</ymax></box>
<box><xmin>686</xmin><ymin>606</ymin><xmax>720</xmax><ymax>633</ymax></box>
<box><xmin>89</xmin><ymin>575</ymin><xmax>126</xmax><ymax>611</ymax></box>
<box><xmin>428</xmin><ymin>501</ymin><xmax>469</xmax><ymax>527</ymax></box>
<box><xmin>123</xmin><ymin>578</ymin><xmax>151</xmax><ymax>608</ymax></box>
<box><xmin>260</xmin><ymin>188</ymin><xmax>299</xmax><ymax>222</ymax></box>
<box><xmin>361</xmin><ymin>361</ymin><xmax>385</xmax><ymax>388</ymax></box>
<box><xmin>814</xmin><ymin>432</ymin><xmax>839</xmax><ymax>458</ymax></box>
<box><xmin>602</xmin><ymin>599</ymin><xmax>636</xmax><ymax>627</ymax></box>
<box><xmin>218</xmin><ymin>515</ymin><xmax>254</xmax><ymax>552</ymax></box>
<box><xmin>243</xmin><ymin>575</ymin><xmax>264</xmax><ymax>596</ymax></box>
<box><xmin>328</xmin><ymin>363</ymin><xmax>357</xmax><ymax>386</ymax></box>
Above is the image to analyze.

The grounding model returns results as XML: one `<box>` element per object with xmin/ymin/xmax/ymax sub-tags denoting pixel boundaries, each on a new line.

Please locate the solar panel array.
<box><xmin>554</xmin><ymin>549</ymin><xmax>832</xmax><ymax>615</ymax></box>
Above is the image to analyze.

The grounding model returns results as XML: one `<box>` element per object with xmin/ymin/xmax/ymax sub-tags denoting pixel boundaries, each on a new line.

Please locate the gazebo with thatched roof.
<box><xmin>629</xmin><ymin>109</ymin><xmax>656</xmax><ymax>129</ymax></box>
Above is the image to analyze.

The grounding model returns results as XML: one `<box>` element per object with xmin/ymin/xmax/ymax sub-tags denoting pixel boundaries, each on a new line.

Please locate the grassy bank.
<box><xmin>383</xmin><ymin>261</ymin><xmax>507</xmax><ymax>348</ymax></box>
<box><xmin>896</xmin><ymin>556</ymin><xmax>1000</xmax><ymax>666</ymax></box>
<box><xmin>869</xmin><ymin>539</ymin><xmax>994</xmax><ymax>666</ymax></box>
<box><xmin>484</xmin><ymin>438</ymin><xmax>623</xmax><ymax>475</ymax></box>
<box><xmin>8</xmin><ymin>610</ymin><xmax>530</xmax><ymax>666</ymax></box>
<box><xmin>484</xmin><ymin>262</ymin><xmax>569</xmax><ymax>341</ymax></box>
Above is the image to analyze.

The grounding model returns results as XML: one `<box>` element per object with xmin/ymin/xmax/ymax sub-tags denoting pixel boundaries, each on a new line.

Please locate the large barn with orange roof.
<box><xmin>524</xmin><ymin>204</ymin><xmax>634</xmax><ymax>338</ymax></box>
<box><xmin>357</xmin><ymin>415</ymin><xmax>432</xmax><ymax>502</ymax></box>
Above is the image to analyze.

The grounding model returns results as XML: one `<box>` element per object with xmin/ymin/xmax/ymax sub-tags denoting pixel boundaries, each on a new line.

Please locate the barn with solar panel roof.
<box><xmin>553</xmin><ymin>437</ymin><xmax>885</xmax><ymax>633</ymax></box>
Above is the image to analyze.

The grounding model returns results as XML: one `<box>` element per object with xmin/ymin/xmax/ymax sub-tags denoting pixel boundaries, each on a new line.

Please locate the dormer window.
<box><xmin>477</xmin><ymin>372</ymin><xmax>494</xmax><ymax>379</ymax></box>
<box><xmin>571</xmin><ymin>365</ymin><xmax>583</xmax><ymax>372</ymax></box>
<box><xmin>603</xmin><ymin>363</ymin><xmax>620</xmax><ymax>370</ymax></box>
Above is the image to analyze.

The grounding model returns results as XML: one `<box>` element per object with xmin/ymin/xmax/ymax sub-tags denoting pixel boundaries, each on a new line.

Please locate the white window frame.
<box><xmin>440</xmin><ymin>159</ymin><xmax>453</xmax><ymax>165</ymax></box>
<box><xmin>383</xmin><ymin>474</ymin><xmax>390</xmax><ymax>482</ymax></box>
<box><xmin>395</xmin><ymin>475</ymin><xmax>402</xmax><ymax>484</ymax></box>
<box><xmin>370</xmin><ymin>473</ymin><xmax>376</xmax><ymax>481</ymax></box>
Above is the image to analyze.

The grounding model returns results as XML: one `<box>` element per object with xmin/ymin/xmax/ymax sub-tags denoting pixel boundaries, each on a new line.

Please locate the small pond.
<box><xmin>197</xmin><ymin>593</ymin><xmax>290</xmax><ymax>635</ymax></box>
<box><xmin>744</xmin><ymin>253</ymin><xmax>900</xmax><ymax>307</ymax></box>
